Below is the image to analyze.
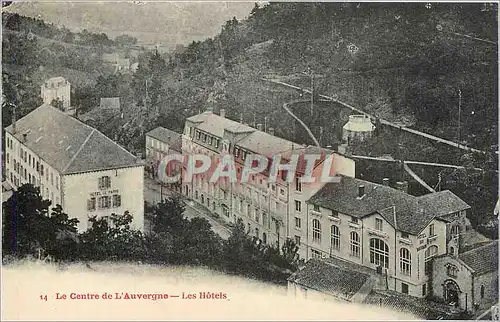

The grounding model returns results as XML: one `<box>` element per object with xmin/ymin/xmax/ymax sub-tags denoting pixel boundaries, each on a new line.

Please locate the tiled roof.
<box><xmin>5</xmin><ymin>104</ymin><xmax>140</xmax><ymax>175</ymax></box>
<box><xmin>146</xmin><ymin>127</ymin><xmax>182</xmax><ymax>152</ymax></box>
<box><xmin>363</xmin><ymin>290</ymin><xmax>460</xmax><ymax>319</ymax></box>
<box><xmin>100</xmin><ymin>97</ymin><xmax>120</xmax><ymax>110</ymax></box>
<box><xmin>307</xmin><ymin>176</ymin><xmax>467</xmax><ymax>235</ymax></box>
<box><xmin>417</xmin><ymin>190</ymin><xmax>471</xmax><ymax>217</ymax></box>
<box><xmin>287</xmin><ymin>258</ymin><xmax>370</xmax><ymax>301</ymax></box>
<box><xmin>458</xmin><ymin>241</ymin><xmax>498</xmax><ymax>275</ymax></box>
<box><xmin>186</xmin><ymin>111</ymin><xmax>303</xmax><ymax>156</ymax></box>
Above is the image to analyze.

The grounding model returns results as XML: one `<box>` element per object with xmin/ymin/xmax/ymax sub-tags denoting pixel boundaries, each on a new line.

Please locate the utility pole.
<box><xmin>457</xmin><ymin>88</ymin><xmax>462</xmax><ymax>142</ymax></box>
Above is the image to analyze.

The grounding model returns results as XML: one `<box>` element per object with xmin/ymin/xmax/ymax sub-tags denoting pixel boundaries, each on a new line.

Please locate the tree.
<box><xmin>2</xmin><ymin>184</ymin><xmax>79</xmax><ymax>260</ymax></box>
<box><xmin>151</xmin><ymin>197</ymin><xmax>186</xmax><ymax>234</ymax></box>
<box><xmin>79</xmin><ymin>211</ymin><xmax>146</xmax><ymax>261</ymax></box>
<box><xmin>50</xmin><ymin>98</ymin><xmax>64</xmax><ymax>111</ymax></box>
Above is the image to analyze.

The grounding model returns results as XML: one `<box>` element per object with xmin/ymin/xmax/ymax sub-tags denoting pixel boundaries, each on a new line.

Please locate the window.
<box><xmin>295</xmin><ymin>217</ymin><xmax>301</xmax><ymax>228</ymax></box>
<box><xmin>446</xmin><ymin>264</ymin><xmax>458</xmax><ymax>278</ymax></box>
<box><xmin>311</xmin><ymin>249</ymin><xmax>322</xmax><ymax>259</ymax></box>
<box><xmin>202</xmin><ymin>133</ymin><xmax>207</xmax><ymax>143</ymax></box>
<box><xmin>424</xmin><ymin>245</ymin><xmax>438</xmax><ymax>275</ymax></box>
<box><xmin>332</xmin><ymin>210</ymin><xmax>339</xmax><ymax>218</ymax></box>
<box><xmin>401</xmin><ymin>232</ymin><xmax>409</xmax><ymax>239</ymax></box>
<box><xmin>429</xmin><ymin>224</ymin><xmax>435</xmax><ymax>236</ymax></box>
<box><xmin>312</xmin><ymin>219</ymin><xmax>321</xmax><ymax>243</ymax></box>
<box><xmin>262</xmin><ymin>213</ymin><xmax>267</xmax><ymax>227</ymax></box>
<box><xmin>6</xmin><ymin>153</ymin><xmax>9</xmax><ymax>164</ymax></box>
<box><xmin>98</xmin><ymin>176</ymin><xmax>111</xmax><ymax>190</ymax></box>
<box><xmin>98</xmin><ymin>196</ymin><xmax>111</xmax><ymax>209</ymax></box>
<box><xmin>255</xmin><ymin>211</ymin><xmax>259</xmax><ymax>223</ymax></box>
<box><xmin>262</xmin><ymin>233</ymin><xmax>267</xmax><ymax>244</ymax></box>
<box><xmin>422</xmin><ymin>284</ymin><xmax>427</xmax><ymax>296</ymax></box>
<box><xmin>196</xmin><ymin>131</ymin><xmax>201</xmax><ymax>140</ymax></box>
<box><xmin>87</xmin><ymin>198</ymin><xmax>96</xmax><ymax>211</ymax></box>
<box><xmin>400</xmin><ymin>248</ymin><xmax>411</xmax><ymax>276</ymax></box>
<box><xmin>481</xmin><ymin>285</ymin><xmax>485</xmax><ymax>299</ymax></box>
<box><xmin>295</xmin><ymin>200</ymin><xmax>302</xmax><ymax>212</ymax></box>
<box><xmin>401</xmin><ymin>283</ymin><xmax>409</xmax><ymax>294</ymax></box>
<box><xmin>350</xmin><ymin>232</ymin><xmax>360</xmax><ymax>257</ymax></box>
<box><xmin>375</xmin><ymin>218</ymin><xmax>383</xmax><ymax>231</ymax></box>
<box><xmin>215</xmin><ymin>139</ymin><xmax>219</xmax><ymax>148</ymax></box>
<box><xmin>351</xmin><ymin>216</ymin><xmax>358</xmax><ymax>224</ymax></box>
<box><xmin>255</xmin><ymin>228</ymin><xmax>259</xmax><ymax>238</ymax></box>
<box><xmin>313</xmin><ymin>205</ymin><xmax>320</xmax><ymax>212</ymax></box>
<box><xmin>55</xmin><ymin>176</ymin><xmax>59</xmax><ymax>189</ymax></box>
<box><xmin>295</xmin><ymin>176</ymin><xmax>302</xmax><ymax>192</ymax></box>
<box><xmin>51</xmin><ymin>173</ymin><xmax>54</xmax><ymax>185</ymax></box>
<box><xmin>280</xmin><ymin>188</ymin><xmax>285</xmax><ymax>195</ymax></box>
<box><xmin>330</xmin><ymin>225</ymin><xmax>340</xmax><ymax>250</ymax></box>
<box><xmin>247</xmin><ymin>223</ymin><xmax>251</xmax><ymax>233</ymax></box>
<box><xmin>370</xmin><ymin>238</ymin><xmax>389</xmax><ymax>268</ymax></box>
<box><xmin>112</xmin><ymin>194</ymin><xmax>122</xmax><ymax>207</ymax></box>
<box><xmin>294</xmin><ymin>235</ymin><xmax>301</xmax><ymax>246</ymax></box>
<box><xmin>451</xmin><ymin>225</ymin><xmax>460</xmax><ymax>237</ymax></box>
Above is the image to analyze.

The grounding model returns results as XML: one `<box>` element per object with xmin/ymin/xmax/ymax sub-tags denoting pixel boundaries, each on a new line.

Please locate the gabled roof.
<box><xmin>287</xmin><ymin>258</ymin><xmax>370</xmax><ymax>301</ymax></box>
<box><xmin>307</xmin><ymin>176</ymin><xmax>466</xmax><ymax>235</ymax></box>
<box><xmin>458</xmin><ymin>241</ymin><xmax>498</xmax><ymax>275</ymax></box>
<box><xmin>5</xmin><ymin>104</ymin><xmax>140</xmax><ymax>175</ymax></box>
<box><xmin>146</xmin><ymin>127</ymin><xmax>182</xmax><ymax>152</ymax></box>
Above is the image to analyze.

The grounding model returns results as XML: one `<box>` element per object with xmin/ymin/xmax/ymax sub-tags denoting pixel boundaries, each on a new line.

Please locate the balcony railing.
<box><xmin>366</xmin><ymin>227</ymin><xmax>388</xmax><ymax>238</ymax></box>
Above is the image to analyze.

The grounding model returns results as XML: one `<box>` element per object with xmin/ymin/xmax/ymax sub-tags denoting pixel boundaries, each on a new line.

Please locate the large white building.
<box><xmin>181</xmin><ymin>109</ymin><xmax>355</xmax><ymax>257</ymax></box>
<box><xmin>41</xmin><ymin>77</ymin><xmax>71</xmax><ymax>110</ymax></box>
<box><xmin>4</xmin><ymin>104</ymin><xmax>144</xmax><ymax>232</ymax></box>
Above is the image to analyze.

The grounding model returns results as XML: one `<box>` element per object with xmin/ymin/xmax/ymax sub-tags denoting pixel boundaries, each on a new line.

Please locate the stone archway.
<box><xmin>443</xmin><ymin>279</ymin><xmax>461</xmax><ymax>308</ymax></box>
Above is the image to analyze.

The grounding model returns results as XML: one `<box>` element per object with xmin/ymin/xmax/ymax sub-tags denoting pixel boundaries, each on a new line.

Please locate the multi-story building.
<box><xmin>40</xmin><ymin>77</ymin><xmax>71</xmax><ymax>110</ymax></box>
<box><xmin>181</xmin><ymin>109</ymin><xmax>355</xmax><ymax>254</ymax></box>
<box><xmin>145</xmin><ymin>126</ymin><xmax>182</xmax><ymax>191</ymax></box>
<box><xmin>4</xmin><ymin>104</ymin><xmax>144</xmax><ymax>232</ymax></box>
<box><xmin>302</xmin><ymin>176</ymin><xmax>471</xmax><ymax>298</ymax></box>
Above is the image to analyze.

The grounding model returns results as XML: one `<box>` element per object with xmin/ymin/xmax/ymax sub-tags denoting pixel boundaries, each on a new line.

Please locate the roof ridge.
<box><xmin>62</xmin><ymin>129</ymin><xmax>95</xmax><ymax>173</ymax></box>
<box><xmin>460</xmin><ymin>240</ymin><xmax>498</xmax><ymax>255</ymax></box>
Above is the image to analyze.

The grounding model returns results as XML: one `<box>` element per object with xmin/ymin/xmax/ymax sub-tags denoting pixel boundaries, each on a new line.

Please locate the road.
<box><xmin>263</xmin><ymin>78</ymin><xmax>491</xmax><ymax>155</ymax></box>
<box><xmin>143</xmin><ymin>178</ymin><xmax>231</xmax><ymax>239</ymax></box>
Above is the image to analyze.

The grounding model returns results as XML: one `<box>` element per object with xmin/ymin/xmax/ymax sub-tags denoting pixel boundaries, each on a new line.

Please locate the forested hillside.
<box><xmin>2</xmin><ymin>4</ymin><xmax>498</xmax><ymax>237</ymax></box>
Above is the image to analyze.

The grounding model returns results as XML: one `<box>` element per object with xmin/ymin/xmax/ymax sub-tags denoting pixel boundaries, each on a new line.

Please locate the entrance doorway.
<box><xmin>444</xmin><ymin>280</ymin><xmax>461</xmax><ymax>308</ymax></box>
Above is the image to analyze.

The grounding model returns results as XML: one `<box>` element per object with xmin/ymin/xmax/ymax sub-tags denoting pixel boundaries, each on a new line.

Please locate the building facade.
<box><xmin>304</xmin><ymin>177</ymin><xmax>471</xmax><ymax>298</ymax></box>
<box><xmin>4</xmin><ymin>104</ymin><xmax>144</xmax><ymax>232</ymax></box>
<box><xmin>432</xmin><ymin>241</ymin><xmax>498</xmax><ymax>314</ymax></box>
<box><xmin>145</xmin><ymin>127</ymin><xmax>182</xmax><ymax>191</ymax></box>
<box><xmin>41</xmin><ymin>77</ymin><xmax>71</xmax><ymax>110</ymax></box>
<box><xmin>180</xmin><ymin>109</ymin><xmax>355</xmax><ymax>254</ymax></box>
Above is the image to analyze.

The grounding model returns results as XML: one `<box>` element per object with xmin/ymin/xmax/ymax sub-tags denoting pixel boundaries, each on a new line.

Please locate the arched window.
<box><xmin>312</xmin><ymin>219</ymin><xmax>321</xmax><ymax>243</ymax></box>
<box><xmin>481</xmin><ymin>285</ymin><xmax>485</xmax><ymax>299</ymax></box>
<box><xmin>331</xmin><ymin>225</ymin><xmax>340</xmax><ymax>250</ymax></box>
<box><xmin>450</xmin><ymin>246</ymin><xmax>455</xmax><ymax>255</ymax></box>
<box><xmin>400</xmin><ymin>248</ymin><xmax>411</xmax><ymax>276</ymax></box>
<box><xmin>370</xmin><ymin>238</ymin><xmax>389</xmax><ymax>268</ymax></box>
<box><xmin>425</xmin><ymin>245</ymin><xmax>439</xmax><ymax>275</ymax></box>
<box><xmin>262</xmin><ymin>232</ymin><xmax>267</xmax><ymax>244</ymax></box>
<box><xmin>350</xmin><ymin>232</ymin><xmax>360</xmax><ymax>257</ymax></box>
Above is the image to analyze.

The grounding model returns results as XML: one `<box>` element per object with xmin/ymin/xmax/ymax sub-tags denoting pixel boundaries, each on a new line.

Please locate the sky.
<box><xmin>5</xmin><ymin>1</ymin><xmax>256</xmax><ymax>46</ymax></box>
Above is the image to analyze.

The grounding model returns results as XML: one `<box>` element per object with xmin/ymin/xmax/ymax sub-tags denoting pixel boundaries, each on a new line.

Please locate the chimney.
<box><xmin>268</xmin><ymin>127</ymin><xmax>275</xmax><ymax>136</ymax></box>
<box><xmin>396</xmin><ymin>181</ymin><xmax>408</xmax><ymax>193</ymax></box>
<box><xmin>257</xmin><ymin>123</ymin><xmax>263</xmax><ymax>131</ymax></box>
<box><xmin>382</xmin><ymin>178</ymin><xmax>390</xmax><ymax>186</ymax></box>
<box><xmin>22</xmin><ymin>133</ymin><xmax>27</xmax><ymax>143</ymax></box>
<box><xmin>358</xmin><ymin>185</ymin><xmax>365</xmax><ymax>198</ymax></box>
<box><xmin>220</xmin><ymin>109</ymin><xmax>225</xmax><ymax>118</ymax></box>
